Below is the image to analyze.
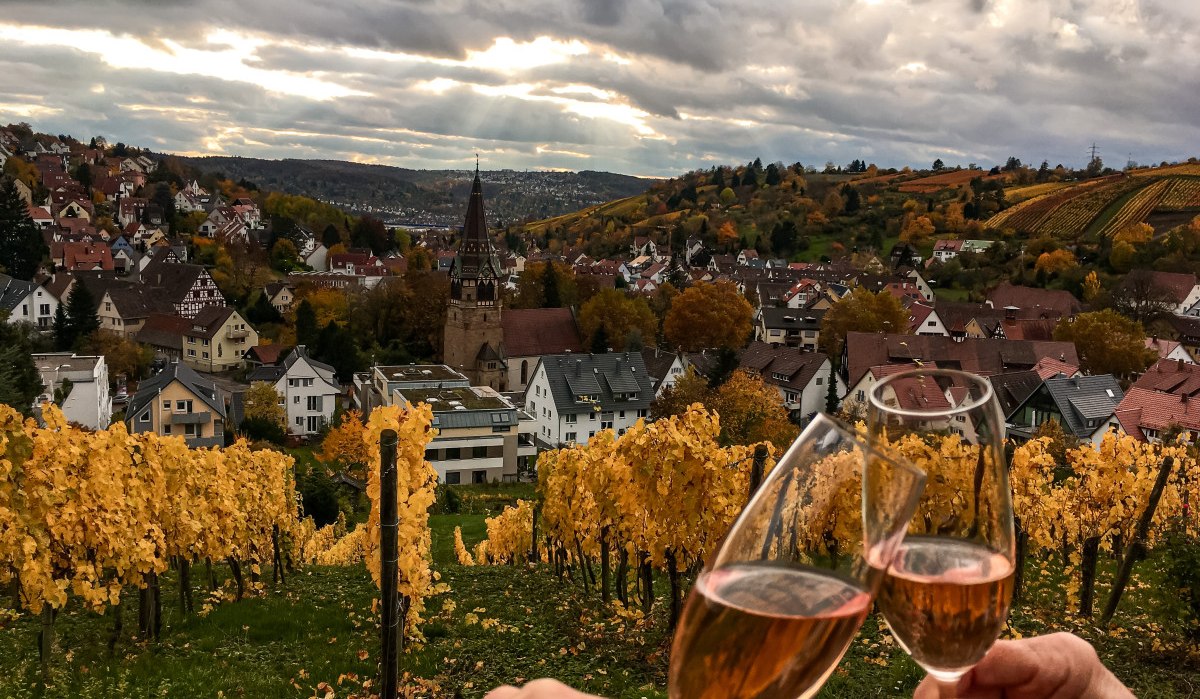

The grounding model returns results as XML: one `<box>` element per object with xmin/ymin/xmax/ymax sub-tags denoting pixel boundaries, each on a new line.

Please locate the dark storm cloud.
<box><xmin>0</xmin><ymin>0</ymin><xmax>1196</xmax><ymax>175</ymax></box>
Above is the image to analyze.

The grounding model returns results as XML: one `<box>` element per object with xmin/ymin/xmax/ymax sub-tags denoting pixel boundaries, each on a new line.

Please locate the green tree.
<box><xmin>64</xmin><ymin>282</ymin><xmax>100</xmax><ymax>350</ymax></box>
<box><xmin>0</xmin><ymin>315</ymin><xmax>43</xmax><ymax>415</ymax></box>
<box><xmin>315</xmin><ymin>321</ymin><xmax>364</xmax><ymax>383</ymax></box>
<box><xmin>247</xmin><ymin>291</ymin><xmax>283</xmax><ymax>325</ymax></box>
<box><xmin>0</xmin><ymin>177</ymin><xmax>47</xmax><ymax>280</ymax></box>
<box><xmin>53</xmin><ymin>304</ymin><xmax>71</xmax><ymax>351</ymax></box>
<box><xmin>295</xmin><ymin>298</ymin><xmax>318</xmax><ymax>347</ymax></box>
<box><xmin>271</xmin><ymin>238</ymin><xmax>299</xmax><ymax>270</ymax></box>
<box><xmin>1053</xmin><ymin>309</ymin><xmax>1157</xmax><ymax>378</ymax></box>
<box><xmin>819</xmin><ymin>288</ymin><xmax>909</xmax><ymax>357</ymax></box>
<box><xmin>393</xmin><ymin>227</ymin><xmax>412</xmax><ymax>253</ymax></box>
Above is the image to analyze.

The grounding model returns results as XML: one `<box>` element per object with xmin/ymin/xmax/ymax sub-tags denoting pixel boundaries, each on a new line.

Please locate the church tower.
<box><xmin>443</xmin><ymin>165</ymin><xmax>506</xmax><ymax>390</ymax></box>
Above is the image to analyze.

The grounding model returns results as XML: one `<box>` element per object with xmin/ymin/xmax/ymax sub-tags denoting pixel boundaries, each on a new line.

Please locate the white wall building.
<box><xmin>247</xmin><ymin>345</ymin><xmax>339</xmax><ymax>436</ymax></box>
<box><xmin>1</xmin><ymin>274</ymin><xmax>58</xmax><ymax>330</ymax></box>
<box><xmin>33</xmin><ymin>352</ymin><xmax>112</xmax><ymax>429</ymax></box>
<box><xmin>523</xmin><ymin>353</ymin><xmax>655</xmax><ymax>448</ymax></box>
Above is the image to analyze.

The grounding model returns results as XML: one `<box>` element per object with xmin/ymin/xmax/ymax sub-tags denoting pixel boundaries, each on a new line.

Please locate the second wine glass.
<box><xmin>668</xmin><ymin>414</ymin><xmax>926</xmax><ymax>699</ymax></box>
<box><xmin>866</xmin><ymin>368</ymin><xmax>1015</xmax><ymax>695</ymax></box>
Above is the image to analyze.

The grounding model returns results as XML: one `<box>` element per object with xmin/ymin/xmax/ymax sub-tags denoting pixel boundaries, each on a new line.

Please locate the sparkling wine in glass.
<box><xmin>867</xmin><ymin>368</ymin><xmax>1015</xmax><ymax>693</ymax></box>
<box><xmin>669</xmin><ymin>414</ymin><xmax>926</xmax><ymax>699</ymax></box>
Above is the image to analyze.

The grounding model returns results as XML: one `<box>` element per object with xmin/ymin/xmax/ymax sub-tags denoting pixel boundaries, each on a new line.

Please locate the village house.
<box><xmin>640</xmin><ymin>347</ymin><xmax>688</xmax><ymax>398</ymax></box>
<box><xmin>523</xmin><ymin>352</ymin><xmax>655</xmax><ymax>448</ymax></box>
<box><xmin>1007</xmin><ymin>375</ymin><xmax>1124</xmax><ymax>445</ymax></box>
<box><xmin>263</xmin><ymin>281</ymin><xmax>295</xmax><ymax>314</ymax></box>
<box><xmin>246</xmin><ymin>345</ymin><xmax>339</xmax><ymax>436</ymax></box>
<box><xmin>126</xmin><ymin>361</ymin><xmax>226</xmax><ymax>448</ymax></box>
<box><xmin>0</xmin><ymin>273</ymin><xmax>58</xmax><ymax>330</ymax></box>
<box><xmin>32</xmin><ymin>352</ymin><xmax>112</xmax><ymax>429</ymax></box>
<box><xmin>740</xmin><ymin>342</ymin><xmax>842</xmax><ymax>424</ymax></box>
<box><xmin>756</xmin><ymin>307</ymin><xmax>825</xmax><ymax>351</ymax></box>
<box><xmin>138</xmin><ymin>261</ymin><xmax>225</xmax><ymax>319</ymax></box>
<box><xmin>179</xmin><ymin>306</ymin><xmax>258</xmax><ymax>372</ymax></box>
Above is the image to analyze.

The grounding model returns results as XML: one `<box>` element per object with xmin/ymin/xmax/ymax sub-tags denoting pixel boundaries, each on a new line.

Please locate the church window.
<box><xmin>521</xmin><ymin>361</ymin><xmax>529</xmax><ymax>384</ymax></box>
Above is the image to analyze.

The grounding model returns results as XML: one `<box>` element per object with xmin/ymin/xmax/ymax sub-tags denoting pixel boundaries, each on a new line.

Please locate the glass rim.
<box><xmin>868</xmin><ymin>367</ymin><xmax>995</xmax><ymax>419</ymax></box>
<box><xmin>786</xmin><ymin>413</ymin><xmax>928</xmax><ymax>484</ymax></box>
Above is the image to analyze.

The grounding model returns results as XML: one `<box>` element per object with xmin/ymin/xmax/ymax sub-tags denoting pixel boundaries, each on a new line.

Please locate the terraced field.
<box><xmin>985</xmin><ymin>164</ymin><xmax>1200</xmax><ymax>238</ymax></box>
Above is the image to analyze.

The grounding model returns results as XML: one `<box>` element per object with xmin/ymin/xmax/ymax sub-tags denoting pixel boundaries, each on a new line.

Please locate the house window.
<box><xmin>472</xmin><ymin>446</ymin><xmax>487</xmax><ymax>459</ymax></box>
<box><xmin>445</xmin><ymin>471</ymin><xmax>461</xmax><ymax>485</ymax></box>
<box><xmin>176</xmin><ymin>400</ymin><xmax>192</xmax><ymax>413</ymax></box>
<box><xmin>564</xmin><ymin>413</ymin><xmax>576</xmax><ymax>424</ymax></box>
<box><xmin>619</xmin><ymin>410</ymin><xmax>626</xmax><ymax>419</ymax></box>
<box><xmin>40</xmin><ymin>304</ymin><xmax>50</xmax><ymax>315</ymax></box>
<box><xmin>188</xmin><ymin>336</ymin><xmax>195</xmax><ymax>344</ymax></box>
<box><xmin>202</xmin><ymin>338</ymin><xmax>210</xmax><ymax>347</ymax></box>
<box><xmin>202</xmin><ymin>352</ymin><xmax>209</xmax><ymax>359</ymax></box>
<box><xmin>294</xmin><ymin>395</ymin><xmax>300</xmax><ymax>403</ymax></box>
<box><xmin>472</xmin><ymin>470</ymin><xmax>487</xmax><ymax>484</ymax></box>
<box><xmin>637</xmin><ymin>409</ymin><xmax>647</xmax><ymax>418</ymax></box>
<box><xmin>565</xmin><ymin>432</ymin><xmax>577</xmax><ymax>442</ymax></box>
<box><xmin>784</xmin><ymin>391</ymin><xmax>798</xmax><ymax>402</ymax></box>
<box><xmin>139</xmin><ymin>409</ymin><xmax>150</xmax><ymax>422</ymax></box>
<box><xmin>184</xmin><ymin>423</ymin><xmax>198</xmax><ymax>437</ymax></box>
<box><xmin>927</xmin><ymin>321</ymin><xmax>936</xmax><ymax>327</ymax></box>
<box><xmin>856</xmin><ymin>390</ymin><xmax>865</xmax><ymax>401</ymax></box>
<box><xmin>307</xmin><ymin>396</ymin><xmax>323</xmax><ymax>412</ymax></box>
<box><xmin>105</xmin><ymin>302</ymin><xmax>112</xmax><ymax>311</ymax></box>
<box><xmin>295</xmin><ymin>416</ymin><xmax>303</xmax><ymax>425</ymax></box>
<box><xmin>163</xmin><ymin>400</ymin><xmax>171</xmax><ymax>410</ymax></box>
<box><xmin>307</xmin><ymin>415</ymin><xmax>321</xmax><ymax>433</ymax></box>
<box><xmin>446</xmin><ymin>448</ymin><xmax>461</xmax><ymax>460</ymax></box>
<box><xmin>601</xmin><ymin>412</ymin><xmax>614</xmax><ymax>430</ymax></box>
<box><xmin>303</xmin><ymin>378</ymin><xmax>314</xmax><ymax>387</ymax></box>
<box><xmin>816</xmin><ymin>377</ymin><xmax>823</xmax><ymax>386</ymax></box>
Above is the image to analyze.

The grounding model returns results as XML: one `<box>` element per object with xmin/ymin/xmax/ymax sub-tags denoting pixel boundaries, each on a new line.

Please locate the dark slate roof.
<box><xmin>126</xmin><ymin>361</ymin><xmax>225</xmax><ymax>421</ymax></box>
<box><xmin>501</xmin><ymin>307</ymin><xmax>584</xmax><ymax>357</ymax></box>
<box><xmin>282</xmin><ymin>344</ymin><xmax>336</xmax><ymax>377</ymax></box>
<box><xmin>535</xmin><ymin>352</ymin><xmax>655</xmax><ymax>413</ymax></box>
<box><xmin>450</xmin><ymin>172</ymin><xmax>503</xmax><ymax>281</ymax></box>
<box><xmin>186</xmin><ymin>306</ymin><xmax>237</xmax><ymax>340</ymax></box>
<box><xmin>247</xmin><ymin>365</ymin><xmax>286</xmax><ymax>383</ymax></box>
<box><xmin>135</xmin><ymin>312</ymin><xmax>192</xmax><ymax>351</ymax></box>
<box><xmin>760</xmin><ymin>306</ymin><xmax>826</xmax><ymax>331</ymax></box>
<box><xmin>108</xmin><ymin>285</ymin><xmax>174</xmax><ymax>319</ymax></box>
<box><xmin>1017</xmin><ymin>375</ymin><xmax>1124</xmax><ymax>439</ymax></box>
<box><xmin>989</xmin><ymin>370</ymin><xmax>1044</xmax><ymax>417</ymax></box>
<box><xmin>0</xmin><ymin>273</ymin><xmax>35</xmax><ymax>314</ymax></box>
<box><xmin>139</xmin><ymin>261</ymin><xmax>209</xmax><ymax>304</ymax></box>
<box><xmin>739</xmin><ymin>342</ymin><xmax>829</xmax><ymax>392</ymax></box>
<box><xmin>641</xmin><ymin>347</ymin><xmax>681</xmax><ymax>390</ymax></box>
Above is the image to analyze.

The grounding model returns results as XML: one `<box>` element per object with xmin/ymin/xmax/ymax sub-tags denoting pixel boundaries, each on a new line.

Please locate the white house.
<box><xmin>32</xmin><ymin>352</ymin><xmax>112</xmax><ymax>429</ymax></box>
<box><xmin>907</xmin><ymin>301</ymin><xmax>950</xmax><ymax>337</ymax></box>
<box><xmin>246</xmin><ymin>345</ymin><xmax>339</xmax><ymax>436</ymax></box>
<box><xmin>0</xmin><ymin>274</ymin><xmax>58</xmax><ymax>330</ymax></box>
<box><xmin>523</xmin><ymin>353</ymin><xmax>655</xmax><ymax>448</ymax></box>
<box><xmin>740</xmin><ymin>342</ymin><xmax>843</xmax><ymax>423</ymax></box>
<box><xmin>304</xmin><ymin>243</ymin><xmax>329</xmax><ymax>272</ymax></box>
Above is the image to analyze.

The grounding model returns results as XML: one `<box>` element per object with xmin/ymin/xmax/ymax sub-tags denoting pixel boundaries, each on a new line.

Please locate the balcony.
<box><xmin>170</xmin><ymin>411</ymin><xmax>211</xmax><ymax>425</ymax></box>
<box><xmin>226</xmin><ymin>327</ymin><xmax>250</xmax><ymax>340</ymax></box>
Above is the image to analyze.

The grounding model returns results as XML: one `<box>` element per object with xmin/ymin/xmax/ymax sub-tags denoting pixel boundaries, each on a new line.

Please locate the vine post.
<box><xmin>378</xmin><ymin>429</ymin><xmax>400</xmax><ymax>699</ymax></box>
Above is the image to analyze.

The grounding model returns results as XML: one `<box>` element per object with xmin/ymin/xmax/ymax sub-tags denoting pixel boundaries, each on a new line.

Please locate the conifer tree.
<box><xmin>64</xmin><ymin>282</ymin><xmax>100</xmax><ymax>349</ymax></box>
<box><xmin>0</xmin><ymin>177</ymin><xmax>47</xmax><ymax>280</ymax></box>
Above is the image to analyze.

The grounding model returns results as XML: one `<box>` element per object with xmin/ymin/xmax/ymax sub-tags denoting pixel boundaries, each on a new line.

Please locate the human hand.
<box><xmin>484</xmin><ymin>678</ymin><xmax>606</xmax><ymax>699</ymax></box>
<box><xmin>913</xmin><ymin>632</ymin><xmax>1134</xmax><ymax>699</ymax></box>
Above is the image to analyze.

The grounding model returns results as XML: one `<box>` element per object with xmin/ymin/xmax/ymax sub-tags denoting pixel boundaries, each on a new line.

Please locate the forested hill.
<box><xmin>169</xmin><ymin>156</ymin><xmax>652</xmax><ymax>227</ymax></box>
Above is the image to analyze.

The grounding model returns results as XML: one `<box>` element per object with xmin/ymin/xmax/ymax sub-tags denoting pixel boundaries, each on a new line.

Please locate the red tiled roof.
<box><xmin>1033</xmin><ymin>356</ymin><xmax>1080</xmax><ymax>380</ymax></box>
<box><xmin>886</xmin><ymin>375</ymin><xmax>952</xmax><ymax>411</ymax></box>
<box><xmin>987</xmin><ymin>283</ymin><xmax>1081</xmax><ymax>318</ymax></box>
<box><xmin>999</xmin><ymin>318</ymin><xmax>1057</xmax><ymax>341</ymax></box>
<box><xmin>1132</xmin><ymin>358</ymin><xmax>1200</xmax><ymax>396</ymax></box>
<box><xmin>246</xmin><ymin>343</ymin><xmax>292</xmax><ymax>365</ymax></box>
<box><xmin>1129</xmin><ymin>270</ymin><xmax>1197</xmax><ymax>305</ymax></box>
<box><xmin>1115</xmin><ymin>386</ymin><xmax>1200</xmax><ymax>441</ymax></box>
<box><xmin>501</xmin><ymin>308</ymin><xmax>583</xmax><ymax>358</ymax></box>
<box><xmin>1145</xmin><ymin>337</ymin><xmax>1184</xmax><ymax>358</ymax></box>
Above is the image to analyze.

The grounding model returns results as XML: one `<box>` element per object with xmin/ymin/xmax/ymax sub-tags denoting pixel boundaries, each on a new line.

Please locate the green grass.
<box><xmin>3</xmin><ymin>517</ymin><xmax>1197</xmax><ymax>698</ymax></box>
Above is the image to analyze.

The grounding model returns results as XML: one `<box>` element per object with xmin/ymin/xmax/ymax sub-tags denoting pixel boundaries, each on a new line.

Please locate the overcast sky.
<box><xmin>0</xmin><ymin>0</ymin><xmax>1196</xmax><ymax>176</ymax></box>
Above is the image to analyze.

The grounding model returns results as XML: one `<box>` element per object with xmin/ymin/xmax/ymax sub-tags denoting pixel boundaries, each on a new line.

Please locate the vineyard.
<box><xmin>986</xmin><ymin>165</ymin><xmax>1200</xmax><ymax>237</ymax></box>
<box><xmin>4</xmin><ymin>402</ymin><xmax>1200</xmax><ymax>697</ymax></box>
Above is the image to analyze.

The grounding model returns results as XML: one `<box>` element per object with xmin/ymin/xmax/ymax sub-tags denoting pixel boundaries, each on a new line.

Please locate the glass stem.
<box><xmin>933</xmin><ymin>677</ymin><xmax>958</xmax><ymax>698</ymax></box>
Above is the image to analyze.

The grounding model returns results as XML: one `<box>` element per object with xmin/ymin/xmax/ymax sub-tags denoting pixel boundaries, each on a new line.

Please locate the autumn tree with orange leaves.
<box><xmin>663</xmin><ymin>281</ymin><xmax>753</xmax><ymax>352</ymax></box>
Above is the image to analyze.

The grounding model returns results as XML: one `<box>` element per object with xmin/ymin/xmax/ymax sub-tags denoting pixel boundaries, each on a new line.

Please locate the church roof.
<box><xmin>450</xmin><ymin>171</ymin><xmax>504</xmax><ymax>281</ymax></box>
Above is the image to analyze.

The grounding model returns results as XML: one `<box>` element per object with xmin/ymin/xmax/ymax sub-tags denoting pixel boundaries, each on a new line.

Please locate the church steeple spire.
<box><xmin>450</xmin><ymin>160</ymin><xmax>503</xmax><ymax>296</ymax></box>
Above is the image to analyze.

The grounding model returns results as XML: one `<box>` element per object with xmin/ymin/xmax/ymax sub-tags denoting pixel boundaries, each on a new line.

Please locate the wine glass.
<box><xmin>669</xmin><ymin>414</ymin><xmax>926</xmax><ymax>699</ymax></box>
<box><xmin>866</xmin><ymin>368</ymin><xmax>1015</xmax><ymax>696</ymax></box>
